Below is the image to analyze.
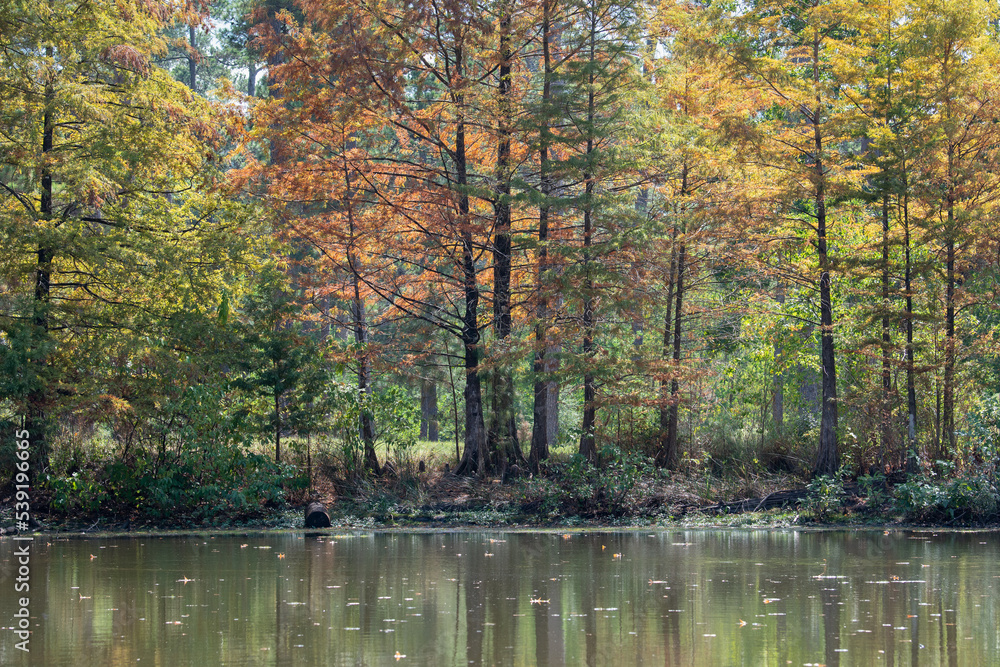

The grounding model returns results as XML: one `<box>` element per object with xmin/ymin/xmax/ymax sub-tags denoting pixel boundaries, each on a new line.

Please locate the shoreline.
<box><xmin>9</xmin><ymin>506</ymin><xmax>1000</xmax><ymax>538</ymax></box>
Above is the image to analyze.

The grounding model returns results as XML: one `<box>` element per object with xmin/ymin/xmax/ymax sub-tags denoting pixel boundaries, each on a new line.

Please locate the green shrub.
<box><xmin>857</xmin><ymin>472</ymin><xmax>888</xmax><ymax>509</ymax></box>
<box><xmin>804</xmin><ymin>469</ymin><xmax>847</xmax><ymax>520</ymax></box>
<box><xmin>892</xmin><ymin>474</ymin><xmax>999</xmax><ymax>523</ymax></box>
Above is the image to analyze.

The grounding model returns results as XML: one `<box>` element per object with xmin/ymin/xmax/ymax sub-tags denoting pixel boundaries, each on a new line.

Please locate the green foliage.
<box><xmin>804</xmin><ymin>470</ymin><xmax>848</xmax><ymax>520</ymax></box>
<box><xmin>964</xmin><ymin>394</ymin><xmax>1000</xmax><ymax>465</ymax></box>
<box><xmin>892</xmin><ymin>474</ymin><xmax>999</xmax><ymax>523</ymax></box>
<box><xmin>328</xmin><ymin>383</ymin><xmax>420</xmax><ymax>477</ymax></box>
<box><xmin>857</xmin><ymin>472</ymin><xmax>888</xmax><ymax>508</ymax></box>
<box><xmin>43</xmin><ymin>381</ymin><xmax>296</xmax><ymax>521</ymax></box>
<box><xmin>231</xmin><ymin>274</ymin><xmax>331</xmax><ymax>457</ymax></box>
<box><xmin>520</xmin><ymin>449</ymin><xmax>658</xmax><ymax>517</ymax></box>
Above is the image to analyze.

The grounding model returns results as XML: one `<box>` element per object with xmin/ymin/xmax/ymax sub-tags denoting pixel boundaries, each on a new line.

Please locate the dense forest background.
<box><xmin>3</xmin><ymin>0</ymin><xmax>1000</xmax><ymax>520</ymax></box>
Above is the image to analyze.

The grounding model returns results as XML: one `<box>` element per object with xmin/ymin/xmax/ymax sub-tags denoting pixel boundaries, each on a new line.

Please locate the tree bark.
<box><xmin>354</xmin><ymin>295</ymin><xmax>379</xmax><ymax>475</ymax></box>
<box><xmin>343</xmin><ymin>145</ymin><xmax>380</xmax><ymax>475</ymax></box>
<box><xmin>453</xmin><ymin>105</ymin><xmax>489</xmax><ymax>476</ymax></box>
<box><xmin>579</xmin><ymin>11</ymin><xmax>598</xmax><ymax>462</ymax></box>
<box><xmin>658</xmin><ymin>165</ymin><xmax>689</xmax><ymax>468</ymax></box>
<box><xmin>772</xmin><ymin>283</ymin><xmax>785</xmax><ymax>434</ymax></box>
<box><xmin>27</xmin><ymin>54</ymin><xmax>55</xmax><ymax>475</ymax></box>
<box><xmin>903</xmin><ymin>188</ymin><xmax>919</xmax><ymax>473</ymax></box>
<box><xmin>274</xmin><ymin>389</ymin><xmax>281</xmax><ymax>463</ymax></box>
<box><xmin>490</xmin><ymin>2</ymin><xmax>524</xmax><ymax>472</ymax></box>
<box><xmin>881</xmin><ymin>193</ymin><xmax>894</xmax><ymax>467</ymax></box>
<box><xmin>420</xmin><ymin>378</ymin><xmax>439</xmax><ymax>441</ymax></box>
<box><xmin>659</xmin><ymin>226</ymin><xmax>678</xmax><ymax>455</ymax></box>
<box><xmin>662</xmin><ymin>240</ymin><xmax>686</xmax><ymax>468</ymax></box>
<box><xmin>943</xmin><ymin>235</ymin><xmax>956</xmax><ymax>458</ymax></box>
<box><xmin>529</xmin><ymin>1</ymin><xmax>554</xmax><ymax>470</ymax></box>
<box><xmin>188</xmin><ymin>24</ymin><xmax>197</xmax><ymax>92</ymax></box>
<box><xmin>812</xmin><ymin>31</ymin><xmax>839</xmax><ymax>477</ymax></box>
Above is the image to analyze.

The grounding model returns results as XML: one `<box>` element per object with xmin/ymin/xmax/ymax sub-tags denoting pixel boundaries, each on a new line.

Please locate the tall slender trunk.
<box><xmin>530</xmin><ymin>2</ymin><xmax>554</xmax><ymax>470</ymax></box>
<box><xmin>188</xmin><ymin>25</ymin><xmax>197</xmax><ymax>91</ymax></box>
<box><xmin>812</xmin><ymin>30</ymin><xmax>839</xmax><ymax>476</ymax></box>
<box><xmin>454</xmin><ymin>88</ymin><xmax>489</xmax><ymax>475</ymax></box>
<box><xmin>659</xmin><ymin>227</ymin><xmax>678</xmax><ymax>448</ymax></box>
<box><xmin>353</xmin><ymin>285</ymin><xmax>379</xmax><ymax>474</ymax></box>
<box><xmin>579</xmin><ymin>9</ymin><xmax>598</xmax><ymax>463</ymax></box>
<box><xmin>274</xmin><ymin>380</ymin><xmax>281</xmax><ymax>462</ymax></box>
<box><xmin>658</xmin><ymin>165</ymin><xmax>688</xmax><ymax>468</ymax></box>
<box><xmin>490</xmin><ymin>2</ymin><xmax>523</xmax><ymax>472</ymax></box>
<box><xmin>663</xmin><ymin>238</ymin><xmax>686</xmax><ymax>468</ymax></box>
<box><xmin>903</xmin><ymin>186</ymin><xmax>919</xmax><ymax>473</ymax></box>
<box><xmin>943</xmin><ymin>233</ymin><xmax>956</xmax><ymax>458</ymax></box>
<box><xmin>343</xmin><ymin>146</ymin><xmax>380</xmax><ymax>475</ymax></box>
<box><xmin>942</xmin><ymin>74</ymin><xmax>957</xmax><ymax>461</ymax></box>
<box><xmin>27</xmin><ymin>45</ymin><xmax>55</xmax><ymax>475</ymax></box>
<box><xmin>420</xmin><ymin>378</ymin><xmax>439</xmax><ymax>441</ymax></box>
<box><xmin>881</xmin><ymin>193</ymin><xmax>893</xmax><ymax>467</ymax></box>
<box><xmin>773</xmin><ymin>283</ymin><xmax>785</xmax><ymax>434</ymax></box>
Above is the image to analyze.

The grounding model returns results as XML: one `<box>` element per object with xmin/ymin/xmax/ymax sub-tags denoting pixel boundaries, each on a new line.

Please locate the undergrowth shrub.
<box><xmin>42</xmin><ymin>383</ymin><xmax>299</xmax><ymax>522</ymax></box>
<box><xmin>519</xmin><ymin>449</ymin><xmax>659</xmax><ymax>517</ymax></box>
<box><xmin>804</xmin><ymin>469</ymin><xmax>847</xmax><ymax>520</ymax></box>
<box><xmin>892</xmin><ymin>474</ymin><xmax>999</xmax><ymax>523</ymax></box>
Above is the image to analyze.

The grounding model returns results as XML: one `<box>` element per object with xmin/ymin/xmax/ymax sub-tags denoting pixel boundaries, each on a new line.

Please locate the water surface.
<box><xmin>1</xmin><ymin>529</ymin><xmax>997</xmax><ymax>665</ymax></box>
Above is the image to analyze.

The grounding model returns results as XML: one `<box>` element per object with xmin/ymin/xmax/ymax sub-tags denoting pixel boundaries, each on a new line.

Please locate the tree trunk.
<box><xmin>772</xmin><ymin>283</ymin><xmax>785</xmax><ymax>434</ymax></box>
<box><xmin>943</xmin><ymin>234</ymin><xmax>955</xmax><ymax>458</ymax></box>
<box><xmin>659</xmin><ymin>226</ymin><xmax>678</xmax><ymax>455</ymax></box>
<box><xmin>658</xmin><ymin>165</ymin><xmax>689</xmax><ymax>468</ymax></box>
<box><xmin>903</xmin><ymin>189</ymin><xmax>919</xmax><ymax>473</ymax></box>
<box><xmin>529</xmin><ymin>2</ymin><xmax>554</xmax><ymax>470</ymax></box>
<box><xmin>881</xmin><ymin>193</ymin><xmax>893</xmax><ymax>467</ymax></box>
<box><xmin>812</xmin><ymin>34</ymin><xmax>839</xmax><ymax>477</ymax></box>
<box><xmin>27</xmin><ymin>54</ymin><xmax>55</xmax><ymax>475</ymax></box>
<box><xmin>454</xmin><ymin>109</ymin><xmax>489</xmax><ymax>476</ymax></box>
<box><xmin>662</xmin><ymin>240</ymin><xmax>686</xmax><ymax>468</ymax></box>
<box><xmin>420</xmin><ymin>378</ymin><xmax>439</xmax><ymax>441</ymax></box>
<box><xmin>490</xmin><ymin>3</ymin><xmax>523</xmax><ymax>472</ymax></box>
<box><xmin>579</xmin><ymin>17</ymin><xmax>597</xmax><ymax>462</ymax></box>
<box><xmin>356</xmin><ymin>299</ymin><xmax>379</xmax><ymax>476</ymax></box>
<box><xmin>344</xmin><ymin>148</ymin><xmax>380</xmax><ymax>476</ymax></box>
<box><xmin>274</xmin><ymin>390</ymin><xmax>281</xmax><ymax>463</ymax></box>
<box><xmin>188</xmin><ymin>24</ymin><xmax>197</xmax><ymax>92</ymax></box>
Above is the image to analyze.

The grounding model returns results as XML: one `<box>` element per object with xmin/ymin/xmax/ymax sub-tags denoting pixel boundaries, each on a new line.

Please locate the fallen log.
<box><xmin>304</xmin><ymin>502</ymin><xmax>332</xmax><ymax>528</ymax></box>
<box><xmin>701</xmin><ymin>488</ymin><xmax>809</xmax><ymax>515</ymax></box>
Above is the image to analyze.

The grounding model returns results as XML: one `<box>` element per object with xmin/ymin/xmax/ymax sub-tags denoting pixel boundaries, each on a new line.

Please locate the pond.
<box><xmin>1</xmin><ymin>528</ymin><xmax>997</xmax><ymax>665</ymax></box>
